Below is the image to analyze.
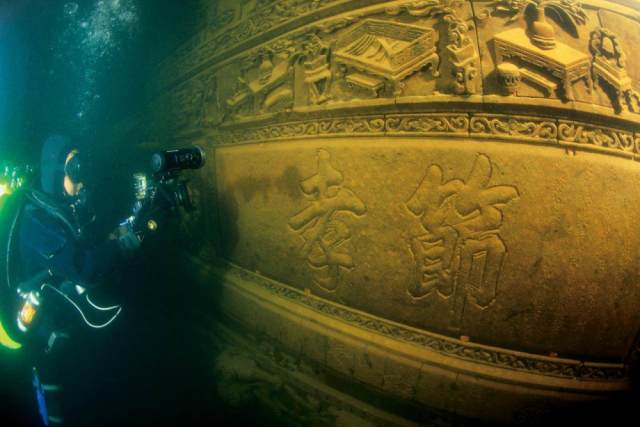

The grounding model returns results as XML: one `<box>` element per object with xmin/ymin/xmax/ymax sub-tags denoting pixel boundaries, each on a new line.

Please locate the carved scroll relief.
<box><xmin>589</xmin><ymin>28</ymin><xmax>640</xmax><ymax>114</ymax></box>
<box><xmin>289</xmin><ymin>150</ymin><xmax>367</xmax><ymax>292</ymax></box>
<box><xmin>405</xmin><ymin>154</ymin><xmax>519</xmax><ymax>330</ymax></box>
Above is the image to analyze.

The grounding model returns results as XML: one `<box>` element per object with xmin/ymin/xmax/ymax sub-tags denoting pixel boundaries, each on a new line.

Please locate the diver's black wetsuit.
<box><xmin>15</xmin><ymin>136</ymin><xmax>132</xmax><ymax>426</ymax></box>
<box><xmin>18</xmin><ymin>200</ymin><xmax>122</xmax><ymax>291</ymax></box>
<box><xmin>19</xmin><ymin>136</ymin><xmax>122</xmax><ymax>285</ymax></box>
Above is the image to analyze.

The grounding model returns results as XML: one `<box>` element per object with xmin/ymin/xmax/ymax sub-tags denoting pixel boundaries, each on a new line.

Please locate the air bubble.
<box><xmin>64</xmin><ymin>2</ymin><xmax>78</xmax><ymax>16</ymax></box>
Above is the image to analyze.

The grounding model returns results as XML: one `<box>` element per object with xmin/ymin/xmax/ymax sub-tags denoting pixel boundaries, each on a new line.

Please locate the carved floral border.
<box><xmin>218</xmin><ymin>261</ymin><xmax>627</xmax><ymax>381</ymax></box>
<box><xmin>558</xmin><ymin>120</ymin><xmax>638</xmax><ymax>156</ymax></box>
<box><xmin>211</xmin><ymin>113</ymin><xmax>640</xmax><ymax>160</ymax></box>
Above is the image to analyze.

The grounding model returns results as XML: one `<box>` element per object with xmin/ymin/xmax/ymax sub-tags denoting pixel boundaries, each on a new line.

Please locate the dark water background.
<box><xmin>0</xmin><ymin>1</ymin><xmax>269</xmax><ymax>426</ymax></box>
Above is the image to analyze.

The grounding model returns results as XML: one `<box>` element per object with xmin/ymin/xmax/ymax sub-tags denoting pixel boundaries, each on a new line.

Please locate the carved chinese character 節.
<box><xmin>405</xmin><ymin>154</ymin><xmax>519</xmax><ymax>329</ymax></box>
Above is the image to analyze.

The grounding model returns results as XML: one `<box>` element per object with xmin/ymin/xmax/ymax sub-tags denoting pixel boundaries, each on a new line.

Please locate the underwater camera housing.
<box><xmin>126</xmin><ymin>146</ymin><xmax>206</xmax><ymax>236</ymax></box>
<box><xmin>148</xmin><ymin>146</ymin><xmax>205</xmax><ymax>212</ymax></box>
<box><xmin>151</xmin><ymin>146</ymin><xmax>206</xmax><ymax>175</ymax></box>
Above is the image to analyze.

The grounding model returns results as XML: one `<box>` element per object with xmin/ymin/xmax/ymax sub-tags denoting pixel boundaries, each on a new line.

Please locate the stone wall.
<box><xmin>140</xmin><ymin>0</ymin><xmax>640</xmax><ymax>424</ymax></box>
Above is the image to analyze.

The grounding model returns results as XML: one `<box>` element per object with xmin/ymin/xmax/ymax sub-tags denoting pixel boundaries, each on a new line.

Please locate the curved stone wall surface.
<box><xmin>146</xmin><ymin>0</ymin><xmax>640</xmax><ymax>423</ymax></box>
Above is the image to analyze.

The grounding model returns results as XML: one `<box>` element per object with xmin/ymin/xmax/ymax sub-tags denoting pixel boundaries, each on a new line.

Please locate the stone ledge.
<box><xmin>193</xmin><ymin>257</ymin><xmax>630</xmax><ymax>423</ymax></box>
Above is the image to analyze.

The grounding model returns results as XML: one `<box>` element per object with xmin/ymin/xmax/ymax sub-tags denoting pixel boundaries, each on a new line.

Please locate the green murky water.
<box><xmin>0</xmin><ymin>2</ymin><xmax>263</xmax><ymax>426</ymax></box>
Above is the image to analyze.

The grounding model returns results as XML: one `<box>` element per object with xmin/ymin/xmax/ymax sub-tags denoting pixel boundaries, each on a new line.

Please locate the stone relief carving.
<box><xmin>386</xmin><ymin>0</ymin><xmax>480</xmax><ymax>95</ymax></box>
<box><xmin>487</xmin><ymin>0</ymin><xmax>587</xmax><ymax>47</ymax></box>
<box><xmin>157</xmin><ymin>0</ymin><xmax>640</xmax><ymax>120</ymax></box>
<box><xmin>200</xmin><ymin>71</ymin><xmax>223</xmax><ymax>127</ymax></box>
<box><xmin>589</xmin><ymin>28</ymin><xmax>640</xmax><ymax>114</ymax></box>
<box><xmin>155</xmin><ymin>0</ymin><xmax>348</xmax><ymax>90</ymax></box>
<box><xmin>298</xmin><ymin>33</ymin><xmax>333</xmax><ymax>105</ymax></box>
<box><xmin>213</xmin><ymin>115</ymin><xmax>387</xmax><ymax>144</ymax></box>
<box><xmin>405</xmin><ymin>154</ymin><xmax>519</xmax><ymax>330</ymax></box>
<box><xmin>170</xmin><ymin>81</ymin><xmax>205</xmax><ymax>133</ymax></box>
<box><xmin>213</xmin><ymin>327</ymin><xmax>404</xmax><ymax>426</ymax></box>
<box><xmin>214</xmin><ymin>346</ymin><xmax>338</xmax><ymax>426</ymax></box>
<box><xmin>318</xmin><ymin>117</ymin><xmax>386</xmax><ymax>134</ymax></box>
<box><xmin>215</xmin><ymin>347</ymin><xmax>284</xmax><ymax>407</ymax></box>
<box><xmin>160</xmin><ymin>1</ymin><xmax>640</xmax><ymax>135</ymax></box>
<box><xmin>226</xmin><ymin>45</ymin><xmax>296</xmax><ymax>117</ymax></box>
<box><xmin>168</xmin><ymin>69</ymin><xmax>222</xmax><ymax>134</ymax></box>
<box><xmin>445</xmin><ymin>14</ymin><xmax>478</xmax><ymax>95</ymax></box>
<box><xmin>214</xmin><ymin>0</ymin><xmax>484</xmax><ymax>121</ymax></box>
<box><xmin>489</xmin><ymin>0</ymin><xmax>591</xmax><ymax>100</ymax></box>
<box><xmin>333</xmin><ymin>19</ymin><xmax>440</xmax><ymax>96</ymax></box>
<box><xmin>289</xmin><ymin>149</ymin><xmax>367</xmax><ymax>292</ymax></box>
<box><xmin>492</xmin><ymin>32</ymin><xmax>591</xmax><ymax>101</ymax></box>
<box><xmin>223</xmin><ymin>31</ymin><xmax>337</xmax><ymax>118</ymax></box>
<box><xmin>496</xmin><ymin>62</ymin><xmax>521</xmax><ymax>95</ymax></box>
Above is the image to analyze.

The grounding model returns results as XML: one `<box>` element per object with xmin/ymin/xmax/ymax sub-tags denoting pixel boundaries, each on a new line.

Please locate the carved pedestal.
<box><xmin>141</xmin><ymin>0</ymin><xmax>640</xmax><ymax>425</ymax></box>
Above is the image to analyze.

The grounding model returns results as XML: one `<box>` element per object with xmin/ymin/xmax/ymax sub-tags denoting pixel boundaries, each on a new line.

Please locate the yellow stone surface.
<box><xmin>141</xmin><ymin>0</ymin><xmax>640</xmax><ymax>424</ymax></box>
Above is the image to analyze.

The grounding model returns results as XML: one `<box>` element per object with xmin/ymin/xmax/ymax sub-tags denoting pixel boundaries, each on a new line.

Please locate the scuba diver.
<box><xmin>13</xmin><ymin>135</ymin><xmax>141</xmax><ymax>426</ymax></box>
<box><xmin>21</xmin><ymin>136</ymin><xmax>141</xmax><ymax>289</ymax></box>
<box><xmin>0</xmin><ymin>135</ymin><xmax>205</xmax><ymax>426</ymax></box>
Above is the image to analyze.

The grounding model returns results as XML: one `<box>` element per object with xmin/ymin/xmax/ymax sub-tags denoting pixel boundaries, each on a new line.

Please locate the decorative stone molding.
<box><xmin>385</xmin><ymin>114</ymin><xmax>469</xmax><ymax>135</ymax></box>
<box><xmin>469</xmin><ymin>114</ymin><xmax>558</xmax><ymax>142</ymax></box>
<box><xmin>209</xmin><ymin>113</ymin><xmax>640</xmax><ymax>160</ymax></box>
<box><xmin>218</xmin><ymin>261</ymin><xmax>626</xmax><ymax>381</ymax></box>
<box><xmin>558</xmin><ymin>120</ymin><xmax>637</xmax><ymax>156</ymax></box>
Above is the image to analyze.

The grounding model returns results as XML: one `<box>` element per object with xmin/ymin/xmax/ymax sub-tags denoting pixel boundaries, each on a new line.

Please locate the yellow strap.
<box><xmin>0</xmin><ymin>320</ymin><xmax>22</xmax><ymax>350</ymax></box>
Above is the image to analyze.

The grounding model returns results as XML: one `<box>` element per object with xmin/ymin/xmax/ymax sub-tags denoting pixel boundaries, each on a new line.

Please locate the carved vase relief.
<box><xmin>490</xmin><ymin>0</ymin><xmax>591</xmax><ymax>100</ymax></box>
<box><xmin>405</xmin><ymin>154</ymin><xmax>519</xmax><ymax>330</ymax></box>
<box><xmin>288</xmin><ymin>149</ymin><xmax>367</xmax><ymax>292</ymax></box>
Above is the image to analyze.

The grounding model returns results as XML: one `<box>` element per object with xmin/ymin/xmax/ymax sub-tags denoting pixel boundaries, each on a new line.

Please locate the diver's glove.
<box><xmin>114</xmin><ymin>223</ymin><xmax>141</xmax><ymax>256</ymax></box>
